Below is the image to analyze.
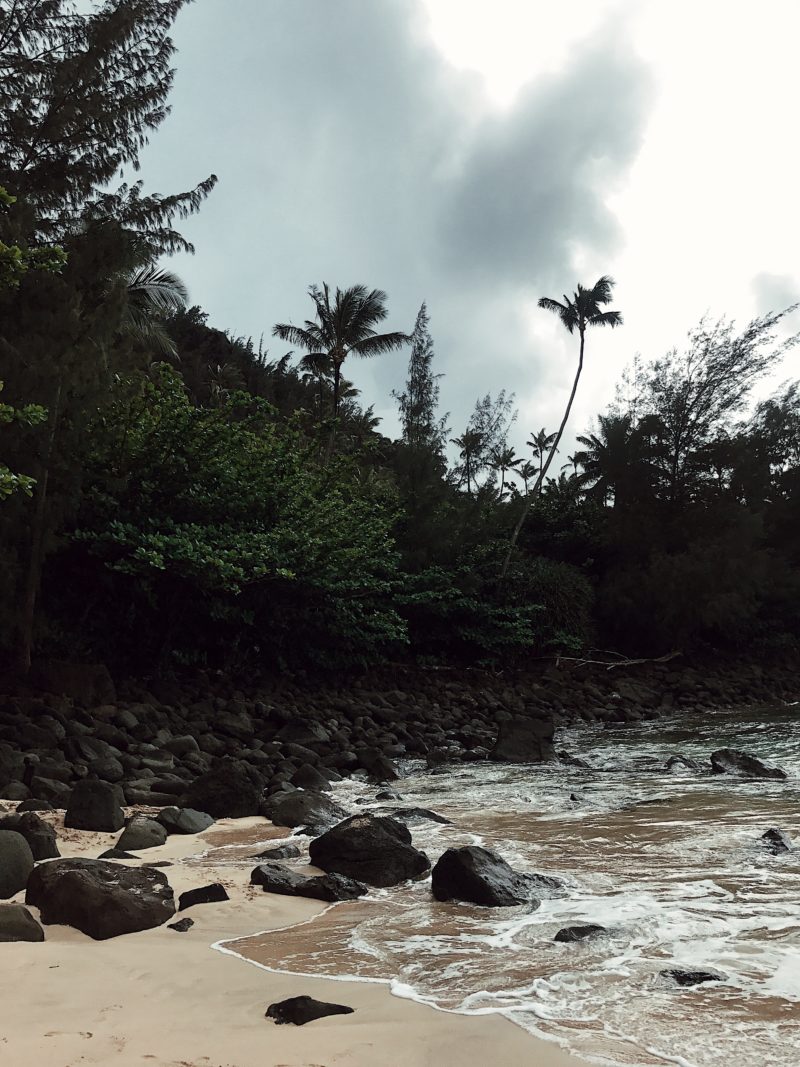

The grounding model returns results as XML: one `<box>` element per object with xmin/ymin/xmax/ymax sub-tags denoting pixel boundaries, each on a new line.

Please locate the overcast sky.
<box><xmin>139</xmin><ymin>0</ymin><xmax>800</xmax><ymax>453</ymax></box>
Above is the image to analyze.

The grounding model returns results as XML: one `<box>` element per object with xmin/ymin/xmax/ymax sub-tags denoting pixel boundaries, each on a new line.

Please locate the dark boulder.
<box><xmin>0</xmin><ymin>903</ymin><xmax>45</xmax><ymax>942</ymax></box>
<box><xmin>389</xmin><ymin>807</ymin><xmax>452</xmax><ymax>825</ymax></box>
<box><xmin>178</xmin><ymin>883</ymin><xmax>229</xmax><ymax>911</ymax></box>
<box><xmin>0</xmin><ymin>829</ymin><xmax>35</xmax><ymax>898</ymax></box>
<box><xmin>253</xmin><ymin>843</ymin><xmax>302</xmax><ymax>861</ymax></box>
<box><xmin>660</xmin><ymin>968</ymin><xmax>727</xmax><ymax>987</ymax></box>
<box><xmin>16</xmin><ymin>799</ymin><xmax>54</xmax><ymax>813</ymax></box>
<box><xmin>431</xmin><ymin>845</ymin><xmax>556</xmax><ymax>907</ymax></box>
<box><xmin>250</xmin><ymin>861</ymin><xmax>367</xmax><ymax>902</ymax></box>
<box><xmin>266</xmin><ymin>995</ymin><xmax>354</xmax><ymax>1025</ymax></box>
<box><xmin>554</xmin><ymin>924</ymin><xmax>606</xmax><ymax>942</ymax></box>
<box><xmin>156</xmin><ymin>806</ymin><xmax>215</xmax><ymax>835</ymax></box>
<box><xmin>167</xmin><ymin>917</ymin><xmax>194</xmax><ymax>932</ymax></box>
<box><xmin>98</xmin><ymin>848</ymin><xmax>137</xmax><ymax>860</ymax></box>
<box><xmin>64</xmin><ymin>780</ymin><xmax>124</xmax><ymax>832</ymax></box>
<box><xmin>25</xmin><ymin>859</ymin><xmax>175</xmax><ymax>939</ymax></box>
<box><xmin>665</xmin><ymin>754</ymin><xmax>704</xmax><ymax>773</ymax></box>
<box><xmin>309</xmin><ymin>814</ymin><xmax>429</xmax><ymax>888</ymax></box>
<box><xmin>490</xmin><ymin>715</ymin><xmax>555</xmax><ymax>763</ymax></box>
<box><xmin>261</xmin><ymin>790</ymin><xmax>348</xmax><ymax>832</ymax></box>
<box><xmin>117</xmin><ymin>817</ymin><xmax>168</xmax><ymax>852</ymax></box>
<box><xmin>710</xmin><ymin>749</ymin><xmax>786</xmax><ymax>780</ymax></box>
<box><xmin>0</xmin><ymin>812</ymin><xmax>59</xmax><ymax>860</ymax></box>
<box><xmin>183</xmin><ymin>758</ymin><xmax>264</xmax><ymax>818</ymax></box>
<box><xmin>760</xmin><ymin>828</ymin><xmax>793</xmax><ymax>854</ymax></box>
<box><xmin>355</xmin><ymin>746</ymin><xmax>400</xmax><ymax>782</ymax></box>
<box><xmin>290</xmin><ymin>763</ymin><xmax>332</xmax><ymax>792</ymax></box>
<box><xmin>29</xmin><ymin>776</ymin><xmax>71</xmax><ymax>806</ymax></box>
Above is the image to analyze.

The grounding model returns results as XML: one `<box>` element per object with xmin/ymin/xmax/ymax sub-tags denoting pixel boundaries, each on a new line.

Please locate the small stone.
<box><xmin>266</xmin><ymin>995</ymin><xmax>354</xmax><ymax>1025</ymax></box>
<box><xmin>178</xmin><ymin>883</ymin><xmax>229</xmax><ymax>911</ymax></box>
<box><xmin>167</xmin><ymin>917</ymin><xmax>194</xmax><ymax>932</ymax></box>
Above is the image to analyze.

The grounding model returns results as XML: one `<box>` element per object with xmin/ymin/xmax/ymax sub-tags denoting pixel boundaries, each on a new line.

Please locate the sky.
<box><xmin>138</xmin><ymin>0</ymin><xmax>800</xmax><ymax>454</ymax></box>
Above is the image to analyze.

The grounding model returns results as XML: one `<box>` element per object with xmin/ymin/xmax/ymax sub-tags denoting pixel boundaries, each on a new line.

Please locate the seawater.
<box><xmin>220</xmin><ymin>704</ymin><xmax>800</xmax><ymax>1067</ymax></box>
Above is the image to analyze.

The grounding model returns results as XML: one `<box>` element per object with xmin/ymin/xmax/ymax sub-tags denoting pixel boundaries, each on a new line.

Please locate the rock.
<box><xmin>253</xmin><ymin>843</ymin><xmax>302</xmax><ymax>861</ymax></box>
<box><xmin>25</xmin><ymin>859</ymin><xmax>175</xmax><ymax>939</ymax></box>
<box><xmin>163</xmin><ymin>735</ymin><xmax>200</xmax><ymax>757</ymax></box>
<box><xmin>117</xmin><ymin>817</ymin><xmax>168</xmax><ymax>852</ymax></box>
<box><xmin>0</xmin><ymin>903</ymin><xmax>45</xmax><ymax>942</ymax></box>
<box><xmin>98</xmin><ymin>848</ymin><xmax>137</xmax><ymax>860</ymax></box>
<box><xmin>554</xmin><ymin>924</ymin><xmax>606</xmax><ymax>942</ymax></box>
<box><xmin>167</xmin><ymin>917</ymin><xmax>194</xmax><ymax>932</ymax></box>
<box><xmin>64</xmin><ymin>780</ymin><xmax>124</xmax><ymax>832</ymax></box>
<box><xmin>2</xmin><ymin>782</ymin><xmax>31</xmax><ymax>801</ymax></box>
<box><xmin>29</xmin><ymin>776</ymin><xmax>71</xmax><ymax>806</ymax></box>
<box><xmin>178</xmin><ymin>883</ymin><xmax>229</xmax><ymax>911</ymax></box>
<box><xmin>183</xmin><ymin>758</ymin><xmax>263</xmax><ymax>818</ymax></box>
<box><xmin>660</xmin><ymin>968</ymin><xmax>727</xmax><ymax>987</ymax></box>
<box><xmin>156</xmin><ymin>806</ymin><xmax>215</xmax><ymax>835</ymax></box>
<box><xmin>308</xmin><ymin>814</ymin><xmax>430</xmax><ymax>888</ymax></box>
<box><xmin>0</xmin><ymin>829</ymin><xmax>35</xmax><ymax>898</ymax></box>
<box><xmin>431</xmin><ymin>845</ymin><xmax>553</xmax><ymax>907</ymax></box>
<box><xmin>261</xmin><ymin>790</ymin><xmax>348</xmax><ymax>832</ymax></box>
<box><xmin>710</xmin><ymin>749</ymin><xmax>786</xmax><ymax>780</ymax></box>
<box><xmin>374</xmin><ymin>790</ymin><xmax>402</xmax><ymax>801</ymax></box>
<box><xmin>31</xmin><ymin>660</ymin><xmax>116</xmax><ymax>706</ymax></box>
<box><xmin>665</xmin><ymin>754</ymin><xmax>704</xmax><ymax>773</ymax></box>
<box><xmin>266</xmin><ymin>995</ymin><xmax>354</xmax><ymax>1025</ymax></box>
<box><xmin>290</xmin><ymin>764</ymin><xmax>332</xmax><ymax>792</ymax></box>
<box><xmin>760</xmin><ymin>828</ymin><xmax>792</xmax><ymax>854</ymax></box>
<box><xmin>16</xmin><ymin>799</ymin><xmax>54</xmax><ymax>813</ymax></box>
<box><xmin>490</xmin><ymin>715</ymin><xmax>555</xmax><ymax>763</ymax></box>
<box><xmin>250</xmin><ymin>861</ymin><xmax>367</xmax><ymax>902</ymax></box>
<box><xmin>388</xmin><ymin>807</ymin><xmax>452</xmax><ymax>825</ymax></box>
<box><xmin>355</xmin><ymin>746</ymin><xmax>400</xmax><ymax>782</ymax></box>
<box><xmin>89</xmin><ymin>756</ymin><xmax>125</xmax><ymax>783</ymax></box>
<box><xmin>0</xmin><ymin>812</ymin><xmax>60</xmax><ymax>860</ymax></box>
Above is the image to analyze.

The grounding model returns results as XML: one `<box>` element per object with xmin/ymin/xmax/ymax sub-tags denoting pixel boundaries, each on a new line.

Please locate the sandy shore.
<box><xmin>1</xmin><ymin>812</ymin><xmax>586</xmax><ymax>1067</ymax></box>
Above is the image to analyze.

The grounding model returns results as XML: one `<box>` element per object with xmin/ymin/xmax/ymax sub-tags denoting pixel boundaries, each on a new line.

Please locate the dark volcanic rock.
<box><xmin>178</xmin><ymin>883</ymin><xmax>229</xmax><ymax>911</ymax></box>
<box><xmin>710</xmin><ymin>749</ymin><xmax>786</xmax><ymax>780</ymax></box>
<box><xmin>554</xmin><ymin>924</ymin><xmax>606</xmax><ymax>942</ymax></box>
<box><xmin>355</xmin><ymin>746</ymin><xmax>400</xmax><ymax>782</ymax></box>
<box><xmin>760</xmin><ymin>828</ymin><xmax>793</xmax><ymax>854</ymax></box>
<box><xmin>16</xmin><ymin>799</ymin><xmax>54</xmax><ymax>813</ymax></box>
<box><xmin>98</xmin><ymin>848</ymin><xmax>137</xmax><ymax>860</ymax></box>
<box><xmin>266</xmin><ymin>995</ymin><xmax>354</xmax><ymax>1025</ymax></box>
<box><xmin>156</xmin><ymin>806</ymin><xmax>215</xmax><ymax>835</ymax></box>
<box><xmin>64</xmin><ymin>780</ymin><xmax>124</xmax><ymax>832</ymax></box>
<box><xmin>117</xmin><ymin>817</ymin><xmax>168</xmax><ymax>852</ymax></box>
<box><xmin>431</xmin><ymin>845</ymin><xmax>552</xmax><ymax>907</ymax></box>
<box><xmin>388</xmin><ymin>807</ymin><xmax>452</xmax><ymax>825</ymax></box>
<box><xmin>167</xmin><ymin>917</ymin><xmax>194</xmax><ymax>932</ymax></box>
<box><xmin>309</xmin><ymin>814</ymin><xmax>430</xmax><ymax>888</ymax></box>
<box><xmin>253</xmin><ymin>843</ymin><xmax>302</xmax><ymax>861</ymax></box>
<box><xmin>490</xmin><ymin>715</ymin><xmax>555</xmax><ymax>763</ymax></box>
<box><xmin>183</xmin><ymin>758</ymin><xmax>263</xmax><ymax>818</ymax></box>
<box><xmin>290</xmin><ymin>764</ymin><xmax>332</xmax><ymax>792</ymax></box>
<box><xmin>665</xmin><ymin>754</ymin><xmax>704</xmax><ymax>773</ymax></box>
<box><xmin>261</xmin><ymin>790</ymin><xmax>348</xmax><ymax>832</ymax></box>
<box><xmin>660</xmin><ymin>968</ymin><xmax>728</xmax><ymax>987</ymax></box>
<box><xmin>0</xmin><ymin>829</ymin><xmax>35</xmax><ymax>898</ymax></box>
<box><xmin>25</xmin><ymin>858</ymin><xmax>175</xmax><ymax>939</ymax></box>
<box><xmin>0</xmin><ymin>811</ymin><xmax>60</xmax><ymax>860</ymax></box>
<box><xmin>250</xmin><ymin>861</ymin><xmax>367</xmax><ymax>902</ymax></box>
<box><xmin>0</xmin><ymin>903</ymin><xmax>45</xmax><ymax>942</ymax></box>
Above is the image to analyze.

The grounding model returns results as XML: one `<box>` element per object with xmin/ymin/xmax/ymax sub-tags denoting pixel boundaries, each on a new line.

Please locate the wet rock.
<box><xmin>178</xmin><ymin>883</ymin><xmax>229</xmax><ymax>911</ymax></box>
<box><xmin>183</xmin><ymin>758</ymin><xmax>263</xmax><ymax>818</ymax></box>
<box><xmin>309</xmin><ymin>814</ymin><xmax>430</xmax><ymax>888</ymax></box>
<box><xmin>388</xmin><ymin>807</ymin><xmax>452</xmax><ymax>825</ymax></box>
<box><xmin>665</xmin><ymin>754</ymin><xmax>704</xmax><ymax>773</ymax></box>
<box><xmin>660</xmin><ymin>968</ymin><xmax>728</xmax><ymax>987</ymax></box>
<box><xmin>117</xmin><ymin>817</ymin><xmax>168</xmax><ymax>852</ymax></box>
<box><xmin>261</xmin><ymin>790</ymin><xmax>348</xmax><ymax>832</ymax></box>
<box><xmin>431</xmin><ymin>845</ymin><xmax>555</xmax><ymax>907</ymax></box>
<box><xmin>374</xmin><ymin>790</ymin><xmax>402</xmax><ymax>801</ymax></box>
<box><xmin>290</xmin><ymin>764</ymin><xmax>332</xmax><ymax>792</ymax></box>
<box><xmin>167</xmin><ymin>917</ymin><xmax>194</xmax><ymax>932</ymax></box>
<box><xmin>354</xmin><ymin>746</ymin><xmax>400</xmax><ymax>782</ymax></box>
<box><xmin>265</xmin><ymin>995</ymin><xmax>354</xmax><ymax>1025</ymax></box>
<box><xmin>710</xmin><ymin>749</ymin><xmax>786</xmax><ymax>780</ymax></box>
<box><xmin>0</xmin><ymin>811</ymin><xmax>60</xmax><ymax>860</ymax></box>
<box><xmin>760</xmin><ymin>828</ymin><xmax>793</xmax><ymax>854</ymax></box>
<box><xmin>554</xmin><ymin>924</ymin><xmax>606</xmax><ymax>942</ymax></box>
<box><xmin>156</xmin><ymin>806</ymin><xmax>215</xmax><ymax>835</ymax></box>
<box><xmin>64</xmin><ymin>780</ymin><xmax>124</xmax><ymax>832</ymax></box>
<box><xmin>0</xmin><ymin>830</ymin><xmax>35</xmax><ymax>899</ymax></box>
<box><xmin>250</xmin><ymin>861</ymin><xmax>367</xmax><ymax>902</ymax></box>
<box><xmin>490</xmin><ymin>715</ymin><xmax>555</xmax><ymax>763</ymax></box>
<box><xmin>0</xmin><ymin>903</ymin><xmax>45</xmax><ymax>942</ymax></box>
<box><xmin>26</xmin><ymin>859</ymin><xmax>175</xmax><ymax>939</ymax></box>
<box><xmin>98</xmin><ymin>848</ymin><xmax>137</xmax><ymax>860</ymax></box>
<box><xmin>253</xmin><ymin>843</ymin><xmax>302</xmax><ymax>861</ymax></box>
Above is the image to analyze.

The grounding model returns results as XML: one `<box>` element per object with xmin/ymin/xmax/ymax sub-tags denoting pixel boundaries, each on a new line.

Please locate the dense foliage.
<box><xmin>1</xmin><ymin>0</ymin><xmax>798</xmax><ymax>674</ymax></box>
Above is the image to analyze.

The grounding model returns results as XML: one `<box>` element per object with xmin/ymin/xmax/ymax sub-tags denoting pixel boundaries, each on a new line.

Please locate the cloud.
<box><xmin>141</xmin><ymin>0</ymin><xmax>653</xmax><ymax>439</ymax></box>
<box><xmin>751</xmin><ymin>272</ymin><xmax>800</xmax><ymax>317</ymax></box>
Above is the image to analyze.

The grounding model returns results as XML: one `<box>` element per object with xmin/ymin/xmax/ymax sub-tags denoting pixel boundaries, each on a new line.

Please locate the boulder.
<box><xmin>490</xmin><ymin>715</ymin><xmax>555</xmax><ymax>763</ymax></box>
<box><xmin>117</xmin><ymin>817</ymin><xmax>168</xmax><ymax>852</ymax></box>
<box><xmin>660</xmin><ymin>968</ymin><xmax>727</xmax><ymax>987</ymax></box>
<box><xmin>554</xmin><ymin>924</ymin><xmax>606</xmax><ymax>942</ymax></box>
<box><xmin>25</xmin><ymin>859</ymin><xmax>175</xmax><ymax>939</ymax></box>
<box><xmin>308</xmin><ymin>814</ymin><xmax>429</xmax><ymax>888</ymax></box>
<box><xmin>388</xmin><ymin>807</ymin><xmax>452</xmax><ymax>825</ymax></box>
<box><xmin>183</xmin><ymin>758</ymin><xmax>263</xmax><ymax>818</ymax></box>
<box><xmin>266</xmin><ymin>995</ymin><xmax>354</xmax><ymax>1026</ymax></box>
<box><xmin>16</xmin><ymin>799</ymin><xmax>54</xmax><ymax>813</ymax></box>
<box><xmin>261</xmin><ymin>790</ymin><xmax>348</xmax><ymax>832</ymax></box>
<box><xmin>665</xmin><ymin>754</ymin><xmax>704</xmax><ymax>773</ymax></box>
<box><xmin>29</xmin><ymin>776</ymin><xmax>71</xmax><ymax>806</ymax></box>
<box><xmin>250</xmin><ymin>861</ymin><xmax>367</xmax><ymax>902</ymax></box>
<box><xmin>0</xmin><ymin>903</ymin><xmax>45</xmax><ymax>942</ymax></box>
<box><xmin>0</xmin><ymin>812</ymin><xmax>59</xmax><ymax>860</ymax></box>
<box><xmin>178</xmin><ymin>883</ymin><xmax>229</xmax><ymax>911</ymax></box>
<box><xmin>431</xmin><ymin>846</ymin><xmax>557</xmax><ymax>907</ymax></box>
<box><xmin>355</xmin><ymin>746</ymin><xmax>400</xmax><ymax>782</ymax></box>
<box><xmin>760</xmin><ymin>828</ymin><xmax>793</xmax><ymax>854</ymax></box>
<box><xmin>0</xmin><ymin>829</ymin><xmax>35</xmax><ymax>898</ymax></box>
<box><xmin>710</xmin><ymin>749</ymin><xmax>786</xmax><ymax>780</ymax></box>
<box><xmin>167</xmin><ymin>917</ymin><xmax>194</xmax><ymax>932</ymax></box>
<box><xmin>290</xmin><ymin>763</ymin><xmax>332</xmax><ymax>792</ymax></box>
<box><xmin>98</xmin><ymin>848</ymin><xmax>136</xmax><ymax>860</ymax></box>
<box><xmin>156</xmin><ymin>806</ymin><xmax>215</xmax><ymax>835</ymax></box>
<box><xmin>64</xmin><ymin>780</ymin><xmax>124</xmax><ymax>832</ymax></box>
<box><xmin>253</xmin><ymin>843</ymin><xmax>302</xmax><ymax>861</ymax></box>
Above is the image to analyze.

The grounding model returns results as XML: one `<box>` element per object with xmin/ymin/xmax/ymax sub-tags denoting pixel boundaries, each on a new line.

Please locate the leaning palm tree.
<box><xmin>502</xmin><ymin>275</ymin><xmax>622</xmax><ymax>577</ymax></box>
<box><xmin>273</xmin><ymin>283</ymin><xmax>409</xmax><ymax>422</ymax></box>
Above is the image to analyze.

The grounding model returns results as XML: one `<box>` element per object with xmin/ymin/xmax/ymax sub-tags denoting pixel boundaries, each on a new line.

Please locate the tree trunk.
<box><xmin>501</xmin><ymin>329</ymin><xmax>585</xmax><ymax>580</ymax></box>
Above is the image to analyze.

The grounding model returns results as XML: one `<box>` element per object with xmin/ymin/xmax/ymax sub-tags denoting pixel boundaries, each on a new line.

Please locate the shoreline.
<box><xmin>1</xmin><ymin>812</ymin><xmax>587</xmax><ymax>1067</ymax></box>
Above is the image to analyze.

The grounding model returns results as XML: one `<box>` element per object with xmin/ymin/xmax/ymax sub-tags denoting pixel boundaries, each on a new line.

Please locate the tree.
<box><xmin>489</xmin><ymin>445</ymin><xmax>519</xmax><ymax>497</ymax></box>
<box><xmin>502</xmin><ymin>275</ymin><xmax>622</xmax><ymax>577</ymax></box>
<box><xmin>527</xmin><ymin>427</ymin><xmax>558</xmax><ymax>482</ymax></box>
<box><xmin>393</xmin><ymin>303</ymin><xmax>447</xmax><ymax>453</ymax></box>
<box><xmin>514</xmin><ymin>459</ymin><xmax>538</xmax><ymax>494</ymax></box>
<box><xmin>273</xmin><ymin>284</ymin><xmax>409</xmax><ymax>439</ymax></box>
<box><xmin>450</xmin><ymin>430</ymin><xmax>484</xmax><ymax>497</ymax></box>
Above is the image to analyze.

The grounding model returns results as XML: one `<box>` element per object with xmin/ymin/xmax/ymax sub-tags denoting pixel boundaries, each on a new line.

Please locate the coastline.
<box><xmin>1</xmin><ymin>813</ymin><xmax>586</xmax><ymax>1067</ymax></box>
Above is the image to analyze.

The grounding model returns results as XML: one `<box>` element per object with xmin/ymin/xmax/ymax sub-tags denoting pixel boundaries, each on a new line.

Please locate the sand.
<box><xmin>1</xmin><ymin>813</ymin><xmax>587</xmax><ymax>1067</ymax></box>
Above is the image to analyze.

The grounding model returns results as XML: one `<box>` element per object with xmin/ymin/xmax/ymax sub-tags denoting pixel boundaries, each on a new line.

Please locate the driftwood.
<box><xmin>553</xmin><ymin>650</ymin><xmax>682</xmax><ymax>671</ymax></box>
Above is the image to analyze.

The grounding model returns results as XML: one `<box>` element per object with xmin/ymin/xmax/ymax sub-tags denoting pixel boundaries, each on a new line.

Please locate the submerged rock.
<box><xmin>660</xmin><ymin>968</ymin><xmax>728</xmax><ymax>987</ymax></box>
<box><xmin>309</xmin><ymin>814</ymin><xmax>430</xmax><ymax>887</ymax></box>
<box><xmin>266</xmin><ymin>995</ymin><xmax>354</xmax><ymax>1025</ymax></box>
<box><xmin>665</xmin><ymin>754</ymin><xmax>704</xmax><ymax>773</ymax></box>
<box><xmin>431</xmin><ymin>845</ymin><xmax>558</xmax><ymax>907</ymax></box>
<box><xmin>388</xmin><ymin>807</ymin><xmax>452</xmax><ymax>825</ymax></box>
<box><xmin>710</xmin><ymin>749</ymin><xmax>786</xmax><ymax>780</ymax></box>
<box><xmin>554</xmin><ymin>923</ymin><xmax>606</xmax><ymax>942</ymax></box>
<box><xmin>760</xmin><ymin>828</ymin><xmax>793</xmax><ymax>854</ymax></box>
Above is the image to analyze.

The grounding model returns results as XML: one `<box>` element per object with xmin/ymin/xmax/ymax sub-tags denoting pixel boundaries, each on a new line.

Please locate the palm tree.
<box><xmin>273</xmin><ymin>283</ymin><xmax>409</xmax><ymax>424</ymax></box>
<box><xmin>514</xmin><ymin>459</ymin><xmax>538</xmax><ymax>494</ymax></box>
<box><xmin>502</xmin><ymin>275</ymin><xmax>622</xmax><ymax>578</ymax></box>
<box><xmin>451</xmin><ymin>430</ymin><xmax>484</xmax><ymax>496</ymax></box>
<box><xmin>489</xmin><ymin>445</ymin><xmax>519</xmax><ymax>497</ymax></box>
<box><xmin>122</xmin><ymin>264</ymin><xmax>188</xmax><ymax>356</ymax></box>
<box><xmin>527</xmin><ymin>427</ymin><xmax>558</xmax><ymax>482</ymax></box>
<box><xmin>562</xmin><ymin>451</ymin><xmax>581</xmax><ymax>475</ymax></box>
